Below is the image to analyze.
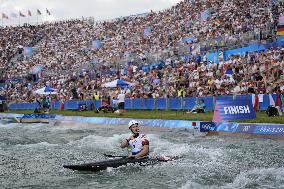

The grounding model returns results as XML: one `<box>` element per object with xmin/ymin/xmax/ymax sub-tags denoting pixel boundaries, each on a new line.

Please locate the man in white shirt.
<box><xmin>117</xmin><ymin>91</ymin><xmax>125</xmax><ymax>110</ymax></box>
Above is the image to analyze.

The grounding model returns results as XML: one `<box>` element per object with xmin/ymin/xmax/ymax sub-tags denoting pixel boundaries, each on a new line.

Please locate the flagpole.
<box><xmin>14</xmin><ymin>16</ymin><xmax>17</xmax><ymax>26</ymax></box>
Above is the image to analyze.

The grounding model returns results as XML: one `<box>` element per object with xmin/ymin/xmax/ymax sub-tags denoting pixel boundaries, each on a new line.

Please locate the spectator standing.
<box><xmin>117</xmin><ymin>90</ymin><xmax>125</xmax><ymax>111</ymax></box>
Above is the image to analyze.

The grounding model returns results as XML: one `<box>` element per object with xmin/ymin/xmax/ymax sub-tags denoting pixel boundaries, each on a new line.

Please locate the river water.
<box><xmin>0</xmin><ymin>121</ymin><xmax>284</xmax><ymax>189</ymax></box>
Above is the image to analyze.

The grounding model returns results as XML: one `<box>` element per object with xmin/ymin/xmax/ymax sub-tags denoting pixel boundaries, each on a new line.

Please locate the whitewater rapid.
<box><xmin>0</xmin><ymin>122</ymin><xmax>283</xmax><ymax>189</ymax></box>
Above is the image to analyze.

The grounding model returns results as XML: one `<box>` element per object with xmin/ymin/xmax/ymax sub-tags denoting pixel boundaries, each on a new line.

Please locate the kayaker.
<box><xmin>120</xmin><ymin>120</ymin><xmax>149</xmax><ymax>159</ymax></box>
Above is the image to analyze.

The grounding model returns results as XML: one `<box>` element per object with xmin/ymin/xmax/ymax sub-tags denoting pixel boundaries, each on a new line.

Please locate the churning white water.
<box><xmin>0</xmin><ymin>121</ymin><xmax>284</xmax><ymax>189</ymax></box>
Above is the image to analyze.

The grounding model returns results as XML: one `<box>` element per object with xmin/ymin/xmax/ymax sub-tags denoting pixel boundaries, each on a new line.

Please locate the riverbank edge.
<box><xmin>0</xmin><ymin>113</ymin><xmax>198</xmax><ymax>129</ymax></box>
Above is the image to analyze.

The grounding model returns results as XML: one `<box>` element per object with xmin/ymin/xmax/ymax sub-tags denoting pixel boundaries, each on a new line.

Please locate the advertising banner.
<box><xmin>200</xmin><ymin>122</ymin><xmax>216</xmax><ymax>132</ymax></box>
<box><xmin>214</xmin><ymin>122</ymin><xmax>284</xmax><ymax>136</ymax></box>
<box><xmin>213</xmin><ymin>99</ymin><xmax>256</xmax><ymax>122</ymax></box>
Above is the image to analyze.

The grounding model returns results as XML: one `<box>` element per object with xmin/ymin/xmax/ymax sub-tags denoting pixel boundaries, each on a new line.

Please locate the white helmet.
<box><xmin>128</xmin><ymin>120</ymin><xmax>138</xmax><ymax>129</ymax></box>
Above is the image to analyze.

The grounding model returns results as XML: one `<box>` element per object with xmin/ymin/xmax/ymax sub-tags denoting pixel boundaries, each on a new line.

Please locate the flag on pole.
<box><xmin>253</xmin><ymin>94</ymin><xmax>259</xmax><ymax>112</ymax></box>
<box><xmin>201</xmin><ymin>9</ymin><xmax>210</xmax><ymax>21</ymax></box>
<box><xmin>279</xmin><ymin>16</ymin><xmax>284</xmax><ymax>25</ymax></box>
<box><xmin>10</xmin><ymin>12</ymin><xmax>17</xmax><ymax>18</ymax></box>
<box><xmin>28</xmin><ymin>10</ymin><xmax>32</xmax><ymax>16</ymax></box>
<box><xmin>46</xmin><ymin>9</ymin><xmax>51</xmax><ymax>15</ymax></box>
<box><xmin>19</xmin><ymin>11</ymin><xmax>25</xmax><ymax>17</ymax></box>
<box><xmin>182</xmin><ymin>37</ymin><xmax>195</xmax><ymax>43</ymax></box>
<box><xmin>24</xmin><ymin>47</ymin><xmax>33</xmax><ymax>57</ymax></box>
<box><xmin>2</xmin><ymin>13</ymin><xmax>9</xmax><ymax>19</ymax></box>
<box><xmin>31</xmin><ymin>65</ymin><xmax>43</xmax><ymax>74</ymax></box>
<box><xmin>37</xmin><ymin>9</ymin><xmax>41</xmax><ymax>15</ymax></box>
<box><xmin>277</xmin><ymin>16</ymin><xmax>284</xmax><ymax>36</ymax></box>
<box><xmin>143</xmin><ymin>26</ymin><xmax>152</xmax><ymax>37</ymax></box>
<box><xmin>218</xmin><ymin>50</ymin><xmax>224</xmax><ymax>62</ymax></box>
<box><xmin>269</xmin><ymin>94</ymin><xmax>275</xmax><ymax>106</ymax></box>
<box><xmin>269</xmin><ymin>0</ymin><xmax>277</xmax><ymax>6</ymax></box>
<box><xmin>91</xmin><ymin>40</ymin><xmax>102</xmax><ymax>49</ymax></box>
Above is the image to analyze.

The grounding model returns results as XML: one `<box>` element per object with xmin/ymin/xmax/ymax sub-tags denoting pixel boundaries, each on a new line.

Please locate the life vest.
<box><xmin>128</xmin><ymin>133</ymin><xmax>149</xmax><ymax>156</ymax></box>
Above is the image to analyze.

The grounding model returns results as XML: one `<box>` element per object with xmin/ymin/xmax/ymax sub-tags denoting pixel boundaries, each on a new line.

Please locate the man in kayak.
<box><xmin>120</xmin><ymin>120</ymin><xmax>149</xmax><ymax>159</ymax></box>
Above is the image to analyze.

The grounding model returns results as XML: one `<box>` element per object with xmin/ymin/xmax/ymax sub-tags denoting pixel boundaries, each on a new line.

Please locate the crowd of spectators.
<box><xmin>0</xmin><ymin>24</ymin><xmax>44</xmax><ymax>70</ymax></box>
<box><xmin>90</xmin><ymin>48</ymin><xmax>284</xmax><ymax>100</ymax></box>
<box><xmin>0</xmin><ymin>0</ymin><xmax>283</xmax><ymax>104</ymax></box>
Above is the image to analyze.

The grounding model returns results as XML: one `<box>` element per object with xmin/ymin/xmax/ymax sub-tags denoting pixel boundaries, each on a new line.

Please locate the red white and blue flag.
<box><xmin>2</xmin><ymin>13</ymin><xmax>8</xmax><ymax>19</ymax></box>
<box><xmin>19</xmin><ymin>11</ymin><xmax>25</xmax><ymax>17</ymax></box>
<box><xmin>46</xmin><ymin>9</ymin><xmax>51</xmax><ymax>15</ymax></box>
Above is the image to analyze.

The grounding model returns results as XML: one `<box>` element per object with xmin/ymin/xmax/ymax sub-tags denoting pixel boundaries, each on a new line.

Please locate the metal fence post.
<box><xmin>166</xmin><ymin>98</ymin><xmax>169</xmax><ymax>110</ymax></box>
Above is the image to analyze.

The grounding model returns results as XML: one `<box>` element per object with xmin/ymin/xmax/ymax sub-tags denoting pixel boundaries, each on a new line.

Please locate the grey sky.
<box><xmin>0</xmin><ymin>0</ymin><xmax>182</xmax><ymax>26</ymax></box>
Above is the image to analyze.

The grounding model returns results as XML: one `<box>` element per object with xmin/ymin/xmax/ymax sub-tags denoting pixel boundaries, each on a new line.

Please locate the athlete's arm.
<box><xmin>120</xmin><ymin>137</ymin><xmax>130</xmax><ymax>148</ymax></box>
<box><xmin>134</xmin><ymin>138</ymin><xmax>150</xmax><ymax>158</ymax></box>
<box><xmin>134</xmin><ymin>145</ymin><xmax>149</xmax><ymax>158</ymax></box>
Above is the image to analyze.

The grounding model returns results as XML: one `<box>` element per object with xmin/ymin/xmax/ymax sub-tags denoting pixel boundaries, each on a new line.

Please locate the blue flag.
<box><xmin>92</xmin><ymin>40</ymin><xmax>101</xmax><ymax>49</ymax></box>
<box><xmin>24</xmin><ymin>47</ymin><xmax>33</xmax><ymax>57</ymax></box>
<box><xmin>182</xmin><ymin>37</ymin><xmax>195</xmax><ymax>43</ymax></box>
<box><xmin>91</xmin><ymin>59</ymin><xmax>96</xmax><ymax>64</ymax></box>
<box><xmin>143</xmin><ymin>26</ymin><xmax>152</xmax><ymax>37</ymax></box>
<box><xmin>201</xmin><ymin>9</ymin><xmax>210</xmax><ymax>21</ymax></box>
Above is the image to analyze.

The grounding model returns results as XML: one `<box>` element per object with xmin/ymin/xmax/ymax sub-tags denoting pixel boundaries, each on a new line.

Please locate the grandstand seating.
<box><xmin>0</xmin><ymin>0</ymin><xmax>283</xmax><ymax>111</ymax></box>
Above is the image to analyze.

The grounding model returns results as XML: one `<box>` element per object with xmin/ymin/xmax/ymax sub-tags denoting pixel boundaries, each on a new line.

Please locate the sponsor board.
<box><xmin>235</xmin><ymin>124</ymin><xmax>256</xmax><ymax>133</ymax></box>
<box><xmin>255</xmin><ymin>125</ymin><xmax>284</xmax><ymax>135</ymax></box>
<box><xmin>200</xmin><ymin>122</ymin><xmax>216</xmax><ymax>132</ymax></box>
<box><xmin>213</xmin><ymin>99</ymin><xmax>256</xmax><ymax>122</ymax></box>
<box><xmin>215</xmin><ymin>122</ymin><xmax>239</xmax><ymax>132</ymax></box>
<box><xmin>22</xmin><ymin>114</ymin><xmax>56</xmax><ymax>119</ymax></box>
<box><xmin>215</xmin><ymin>123</ymin><xmax>284</xmax><ymax>135</ymax></box>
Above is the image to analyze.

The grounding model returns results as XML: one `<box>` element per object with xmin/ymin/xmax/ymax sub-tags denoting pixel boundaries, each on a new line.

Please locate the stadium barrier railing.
<box><xmin>7</xmin><ymin>94</ymin><xmax>277</xmax><ymax>111</ymax></box>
